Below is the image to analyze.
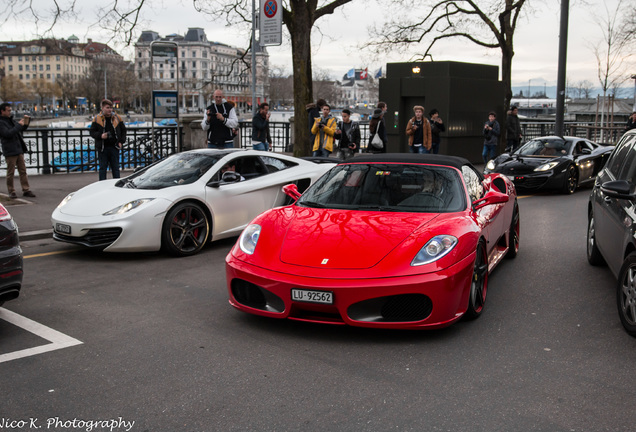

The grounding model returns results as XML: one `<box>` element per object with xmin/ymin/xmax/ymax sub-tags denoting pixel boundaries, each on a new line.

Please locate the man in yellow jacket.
<box><xmin>311</xmin><ymin>104</ymin><xmax>337</xmax><ymax>157</ymax></box>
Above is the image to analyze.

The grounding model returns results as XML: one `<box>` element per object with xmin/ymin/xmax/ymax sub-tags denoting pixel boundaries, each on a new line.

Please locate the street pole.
<box><xmin>555</xmin><ymin>0</ymin><xmax>569</xmax><ymax>138</ymax></box>
<box><xmin>251</xmin><ymin>0</ymin><xmax>257</xmax><ymax>116</ymax></box>
<box><xmin>104</xmin><ymin>67</ymin><xmax>108</xmax><ymax>100</ymax></box>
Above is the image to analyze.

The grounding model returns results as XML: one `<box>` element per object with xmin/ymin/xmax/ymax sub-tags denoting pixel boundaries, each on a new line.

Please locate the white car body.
<box><xmin>51</xmin><ymin>149</ymin><xmax>336</xmax><ymax>255</ymax></box>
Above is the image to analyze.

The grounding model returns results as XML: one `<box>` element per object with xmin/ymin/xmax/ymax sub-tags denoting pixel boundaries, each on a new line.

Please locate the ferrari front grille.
<box><xmin>348</xmin><ymin>294</ymin><xmax>433</xmax><ymax>323</ymax></box>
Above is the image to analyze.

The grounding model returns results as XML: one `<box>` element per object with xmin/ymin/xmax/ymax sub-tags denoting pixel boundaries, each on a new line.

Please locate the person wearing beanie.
<box><xmin>366</xmin><ymin>108</ymin><xmax>387</xmax><ymax>153</ymax></box>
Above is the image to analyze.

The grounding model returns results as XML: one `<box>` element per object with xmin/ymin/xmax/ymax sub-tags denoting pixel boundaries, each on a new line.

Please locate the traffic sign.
<box><xmin>259</xmin><ymin>0</ymin><xmax>282</xmax><ymax>46</ymax></box>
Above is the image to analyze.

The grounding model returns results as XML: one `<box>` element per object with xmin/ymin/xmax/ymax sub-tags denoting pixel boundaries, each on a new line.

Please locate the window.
<box><xmin>18</xmin><ymin>56</ymin><xmax>22</xmax><ymax>61</ymax></box>
<box><xmin>8</xmin><ymin>65</ymin><xmax>12</xmax><ymax>71</ymax></box>
<box><xmin>18</xmin><ymin>65</ymin><xmax>23</xmax><ymax>71</ymax></box>
<box><xmin>39</xmin><ymin>64</ymin><xmax>43</xmax><ymax>71</ymax></box>
<box><xmin>47</xmin><ymin>74</ymin><xmax>50</xmax><ymax>79</ymax></box>
<box><xmin>616</xmin><ymin>136</ymin><xmax>636</xmax><ymax>183</ymax></box>
<box><xmin>192</xmin><ymin>51</ymin><xmax>196</xmax><ymax>57</ymax></box>
<box><xmin>25</xmin><ymin>65</ymin><xmax>29</xmax><ymax>71</ymax></box>
<box><xmin>192</xmin><ymin>61</ymin><xmax>196</xmax><ymax>68</ymax></box>
<box><xmin>19</xmin><ymin>74</ymin><xmax>23</xmax><ymax>79</ymax></box>
<box><xmin>56</xmin><ymin>64</ymin><xmax>61</xmax><ymax>71</ymax></box>
<box><xmin>606</xmin><ymin>135</ymin><xmax>636</xmax><ymax>178</ymax></box>
<box><xmin>56</xmin><ymin>55</ymin><xmax>60</xmax><ymax>61</ymax></box>
<box><xmin>25</xmin><ymin>74</ymin><xmax>30</xmax><ymax>79</ymax></box>
<box><xmin>46</xmin><ymin>64</ymin><xmax>50</xmax><ymax>70</ymax></box>
<box><xmin>462</xmin><ymin>165</ymin><xmax>485</xmax><ymax>203</ymax></box>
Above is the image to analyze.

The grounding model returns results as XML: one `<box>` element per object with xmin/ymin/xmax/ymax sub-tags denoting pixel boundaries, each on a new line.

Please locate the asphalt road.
<box><xmin>1</xmin><ymin>188</ymin><xmax>634</xmax><ymax>432</ymax></box>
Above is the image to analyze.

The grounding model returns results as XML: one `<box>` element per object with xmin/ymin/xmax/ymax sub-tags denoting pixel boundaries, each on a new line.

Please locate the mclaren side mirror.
<box><xmin>282</xmin><ymin>184</ymin><xmax>302</xmax><ymax>201</ymax></box>
<box><xmin>472</xmin><ymin>190</ymin><xmax>509</xmax><ymax>210</ymax></box>
<box><xmin>601</xmin><ymin>180</ymin><xmax>635</xmax><ymax>200</ymax></box>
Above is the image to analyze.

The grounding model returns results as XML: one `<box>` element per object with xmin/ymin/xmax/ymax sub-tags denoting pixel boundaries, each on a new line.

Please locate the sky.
<box><xmin>1</xmin><ymin>0</ymin><xmax>632</xmax><ymax>92</ymax></box>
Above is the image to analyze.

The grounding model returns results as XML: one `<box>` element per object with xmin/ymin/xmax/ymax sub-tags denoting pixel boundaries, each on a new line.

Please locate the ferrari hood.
<box><xmin>58</xmin><ymin>180</ymin><xmax>165</xmax><ymax>217</ymax></box>
<box><xmin>279</xmin><ymin>209</ymin><xmax>439</xmax><ymax>269</ymax></box>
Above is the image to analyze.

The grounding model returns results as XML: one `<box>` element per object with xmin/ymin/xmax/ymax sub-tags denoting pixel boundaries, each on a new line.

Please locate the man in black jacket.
<box><xmin>0</xmin><ymin>103</ymin><xmax>35</xmax><ymax>198</ymax></box>
<box><xmin>506</xmin><ymin>105</ymin><xmax>522</xmax><ymax>152</ymax></box>
<box><xmin>335</xmin><ymin>109</ymin><xmax>361</xmax><ymax>160</ymax></box>
<box><xmin>252</xmin><ymin>102</ymin><xmax>272</xmax><ymax>151</ymax></box>
<box><xmin>90</xmin><ymin>99</ymin><xmax>126</xmax><ymax>181</ymax></box>
<box><xmin>201</xmin><ymin>89</ymin><xmax>239</xmax><ymax>149</ymax></box>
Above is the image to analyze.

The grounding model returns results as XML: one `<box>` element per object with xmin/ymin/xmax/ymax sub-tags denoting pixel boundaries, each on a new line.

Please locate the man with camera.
<box><xmin>482</xmin><ymin>111</ymin><xmax>500</xmax><ymax>164</ymax></box>
<box><xmin>0</xmin><ymin>103</ymin><xmax>35</xmax><ymax>198</ymax></box>
<box><xmin>201</xmin><ymin>89</ymin><xmax>239</xmax><ymax>149</ymax></box>
<box><xmin>334</xmin><ymin>109</ymin><xmax>360</xmax><ymax>160</ymax></box>
<box><xmin>311</xmin><ymin>104</ymin><xmax>337</xmax><ymax>157</ymax></box>
<box><xmin>90</xmin><ymin>99</ymin><xmax>127</xmax><ymax>181</ymax></box>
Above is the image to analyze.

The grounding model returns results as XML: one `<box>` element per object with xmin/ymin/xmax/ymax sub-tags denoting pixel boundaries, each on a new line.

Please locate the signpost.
<box><xmin>259</xmin><ymin>0</ymin><xmax>282</xmax><ymax>46</ymax></box>
<box><xmin>149</xmin><ymin>41</ymin><xmax>179</xmax><ymax>160</ymax></box>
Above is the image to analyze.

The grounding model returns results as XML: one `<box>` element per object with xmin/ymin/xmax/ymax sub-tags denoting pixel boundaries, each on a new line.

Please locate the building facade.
<box><xmin>134</xmin><ymin>28</ymin><xmax>269</xmax><ymax>114</ymax></box>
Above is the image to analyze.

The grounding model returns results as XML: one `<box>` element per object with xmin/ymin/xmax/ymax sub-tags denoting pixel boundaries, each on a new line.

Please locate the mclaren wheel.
<box><xmin>586</xmin><ymin>212</ymin><xmax>606</xmax><ymax>266</ymax></box>
<box><xmin>465</xmin><ymin>241</ymin><xmax>488</xmax><ymax>320</ymax></box>
<box><xmin>506</xmin><ymin>200</ymin><xmax>520</xmax><ymax>259</ymax></box>
<box><xmin>561</xmin><ymin>164</ymin><xmax>578</xmax><ymax>194</ymax></box>
<box><xmin>617</xmin><ymin>252</ymin><xmax>636</xmax><ymax>337</ymax></box>
<box><xmin>162</xmin><ymin>202</ymin><xmax>210</xmax><ymax>257</ymax></box>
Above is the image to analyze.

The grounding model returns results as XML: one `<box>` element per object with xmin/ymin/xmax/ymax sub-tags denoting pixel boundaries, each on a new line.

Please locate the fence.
<box><xmin>2</xmin><ymin>126</ymin><xmax>181</xmax><ymax>176</ymax></box>
<box><xmin>3</xmin><ymin>120</ymin><xmax>628</xmax><ymax>175</ymax></box>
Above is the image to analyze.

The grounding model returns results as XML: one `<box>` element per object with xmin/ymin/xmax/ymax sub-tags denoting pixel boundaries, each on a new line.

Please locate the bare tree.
<box><xmin>591</xmin><ymin>0</ymin><xmax>632</xmax><ymax>138</ymax></box>
<box><xmin>312</xmin><ymin>67</ymin><xmax>338</xmax><ymax>105</ymax></box>
<box><xmin>196</xmin><ymin>0</ymin><xmax>354</xmax><ymax>156</ymax></box>
<box><xmin>368</xmin><ymin>0</ymin><xmax>528</xmax><ymax>144</ymax></box>
<box><xmin>575</xmin><ymin>80</ymin><xmax>595</xmax><ymax>99</ymax></box>
<box><xmin>0</xmin><ymin>76</ymin><xmax>31</xmax><ymax>103</ymax></box>
<box><xmin>268</xmin><ymin>65</ymin><xmax>293</xmax><ymax>108</ymax></box>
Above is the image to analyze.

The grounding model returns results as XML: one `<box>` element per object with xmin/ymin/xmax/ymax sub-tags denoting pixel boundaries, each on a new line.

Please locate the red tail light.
<box><xmin>0</xmin><ymin>204</ymin><xmax>12</xmax><ymax>222</ymax></box>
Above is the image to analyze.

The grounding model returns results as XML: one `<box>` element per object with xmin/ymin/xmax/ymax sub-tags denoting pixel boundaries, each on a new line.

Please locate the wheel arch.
<box><xmin>162</xmin><ymin>198</ymin><xmax>214</xmax><ymax>243</ymax></box>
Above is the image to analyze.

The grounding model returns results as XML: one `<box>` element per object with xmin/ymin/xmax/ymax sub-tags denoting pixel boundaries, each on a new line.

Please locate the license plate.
<box><xmin>507</xmin><ymin>175</ymin><xmax>516</xmax><ymax>181</ymax></box>
<box><xmin>55</xmin><ymin>223</ymin><xmax>71</xmax><ymax>234</ymax></box>
<box><xmin>291</xmin><ymin>289</ymin><xmax>333</xmax><ymax>304</ymax></box>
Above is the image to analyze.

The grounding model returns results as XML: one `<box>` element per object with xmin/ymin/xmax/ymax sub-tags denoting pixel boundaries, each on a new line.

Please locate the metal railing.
<box><xmin>2</xmin><ymin>126</ymin><xmax>181</xmax><ymax>175</ymax></box>
<box><xmin>5</xmin><ymin>120</ymin><xmax>628</xmax><ymax>175</ymax></box>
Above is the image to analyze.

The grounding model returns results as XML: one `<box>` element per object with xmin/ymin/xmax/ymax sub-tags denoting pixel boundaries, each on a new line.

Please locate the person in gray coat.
<box><xmin>0</xmin><ymin>103</ymin><xmax>35</xmax><ymax>198</ymax></box>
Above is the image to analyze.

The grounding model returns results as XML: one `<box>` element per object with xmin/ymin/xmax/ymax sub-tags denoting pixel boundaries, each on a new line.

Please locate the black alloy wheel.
<box><xmin>562</xmin><ymin>165</ymin><xmax>578</xmax><ymax>194</ymax></box>
<box><xmin>617</xmin><ymin>252</ymin><xmax>636</xmax><ymax>337</ymax></box>
<box><xmin>162</xmin><ymin>202</ymin><xmax>210</xmax><ymax>257</ymax></box>
<box><xmin>586</xmin><ymin>212</ymin><xmax>606</xmax><ymax>266</ymax></box>
<box><xmin>506</xmin><ymin>200</ymin><xmax>520</xmax><ymax>259</ymax></box>
<box><xmin>465</xmin><ymin>241</ymin><xmax>488</xmax><ymax>320</ymax></box>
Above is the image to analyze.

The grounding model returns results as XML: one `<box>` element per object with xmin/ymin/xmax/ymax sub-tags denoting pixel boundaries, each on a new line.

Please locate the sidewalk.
<box><xmin>1</xmin><ymin>171</ymin><xmax>124</xmax><ymax>241</ymax></box>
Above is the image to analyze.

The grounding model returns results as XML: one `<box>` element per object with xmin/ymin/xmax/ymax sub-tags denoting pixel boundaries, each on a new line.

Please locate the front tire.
<box><xmin>587</xmin><ymin>212</ymin><xmax>606</xmax><ymax>266</ymax></box>
<box><xmin>561</xmin><ymin>165</ymin><xmax>578</xmax><ymax>194</ymax></box>
<box><xmin>162</xmin><ymin>202</ymin><xmax>210</xmax><ymax>257</ymax></box>
<box><xmin>617</xmin><ymin>252</ymin><xmax>636</xmax><ymax>337</ymax></box>
<box><xmin>465</xmin><ymin>241</ymin><xmax>488</xmax><ymax>320</ymax></box>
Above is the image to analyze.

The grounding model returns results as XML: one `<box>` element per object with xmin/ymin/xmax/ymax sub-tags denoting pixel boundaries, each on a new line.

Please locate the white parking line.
<box><xmin>0</xmin><ymin>308</ymin><xmax>83</xmax><ymax>363</ymax></box>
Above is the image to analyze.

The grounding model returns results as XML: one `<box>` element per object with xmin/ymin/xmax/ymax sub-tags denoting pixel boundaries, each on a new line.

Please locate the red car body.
<box><xmin>226</xmin><ymin>154</ymin><xmax>519</xmax><ymax>329</ymax></box>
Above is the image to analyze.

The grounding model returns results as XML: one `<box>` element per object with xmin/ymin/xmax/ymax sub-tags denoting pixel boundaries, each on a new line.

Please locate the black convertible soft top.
<box><xmin>342</xmin><ymin>153</ymin><xmax>471</xmax><ymax>170</ymax></box>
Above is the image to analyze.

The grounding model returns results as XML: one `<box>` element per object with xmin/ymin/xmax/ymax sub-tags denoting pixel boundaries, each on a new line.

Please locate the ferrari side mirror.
<box><xmin>473</xmin><ymin>190</ymin><xmax>509</xmax><ymax>210</ymax></box>
<box><xmin>283</xmin><ymin>184</ymin><xmax>302</xmax><ymax>201</ymax></box>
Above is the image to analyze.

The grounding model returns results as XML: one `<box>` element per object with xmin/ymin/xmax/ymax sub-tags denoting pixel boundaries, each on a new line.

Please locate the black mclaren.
<box><xmin>484</xmin><ymin>136</ymin><xmax>613</xmax><ymax>194</ymax></box>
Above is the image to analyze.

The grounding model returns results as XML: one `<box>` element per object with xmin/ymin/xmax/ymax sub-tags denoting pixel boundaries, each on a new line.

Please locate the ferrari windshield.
<box><xmin>298</xmin><ymin>163</ymin><xmax>466</xmax><ymax>213</ymax></box>
<box><xmin>122</xmin><ymin>153</ymin><xmax>221</xmax><ymax>189</ymax></box>
<box><xmin>516</xmin><ymin>138</ymin><xmax>572</xmax><ymax>156</ymax></box>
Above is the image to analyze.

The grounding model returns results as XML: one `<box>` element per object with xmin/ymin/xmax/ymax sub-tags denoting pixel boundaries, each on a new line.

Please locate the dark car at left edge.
<box><xmin>0</xmin><ymin>202</ymin><xmax>23</xmax><ymax>306</ymax></box>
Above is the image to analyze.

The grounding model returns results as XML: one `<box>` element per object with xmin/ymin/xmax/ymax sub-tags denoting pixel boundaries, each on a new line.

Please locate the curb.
<box><xmin>20</xmin><ymin>229</ymin><xmax>53</xmax><ymax>241</ymax></box>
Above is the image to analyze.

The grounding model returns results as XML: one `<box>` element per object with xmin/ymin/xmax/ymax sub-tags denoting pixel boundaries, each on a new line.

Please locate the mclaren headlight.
<box><xmin>103</xmin><ymin>198</ymin><xmax>155</xmax><ymax>215</ymax></box>
<box><xmin>239</xmin><ymin>224</ymin><xmax>261</xmax><ymax>255</ymax></box>
<box><xmin>56</xmin><ymin>192</ymin><xmax>75</xmax><ymax>209</ymax></box>
<box><xmin>411</xmin><ymin>235</ymin><xmax>458</xmax><ymax>266</ymax></box>
<box><xmin>486</xmin><ymin>160</ymin><xmax>496</xmax><ymax>171</ymax></box>
<box><xmin>534</xmin><ymin>161</ymin><xmax>559</xmax><ymax>172</ymax></box>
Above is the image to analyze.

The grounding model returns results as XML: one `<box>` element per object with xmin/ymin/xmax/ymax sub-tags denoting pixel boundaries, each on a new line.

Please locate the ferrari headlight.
<box><xmin>103</xmin><ymin>198</ymin><xmax>154</xmax><ymax>215</ymax></box>
<box><xmin>411</xmin><ymin>235</ymin><xmax>458</xmax><ymax>266</ymax></box>
<box><xmin>534</xmin><ymin>161</ymin><xmax>559</xmax><ymax>172</ymax></box>
<box><xmin>239</xmin><ymin>224</ymin><xmax>261</xmax><ymax>255</ymax></box>
<box><xmin>486</xmin><ymin>160</ymin><xmax>496</xmax><ymax>170</ymax></box>
<box><xmin>56</xmin><ymin>192</ymin><xmax>75</xmax><ymax>209</ymax></box>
